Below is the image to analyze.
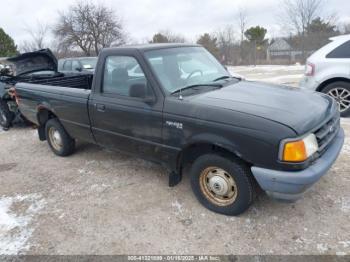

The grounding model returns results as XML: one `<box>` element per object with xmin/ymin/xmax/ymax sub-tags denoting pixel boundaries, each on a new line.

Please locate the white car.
<box><xmin>300</xmin><ymin>34</ymin><xmax>350</xmax><ymax>116</ymax></box>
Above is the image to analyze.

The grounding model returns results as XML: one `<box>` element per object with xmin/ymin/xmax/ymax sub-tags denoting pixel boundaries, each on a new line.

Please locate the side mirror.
<box><xmin>75</xmin><ymin>67</ymin><xmax>82</xmax><ymax>72</ymax></box>
<box><xmin>129</xmin><ymin>83</ymin><xmax>155</xmax><ymax>103</ymax></box>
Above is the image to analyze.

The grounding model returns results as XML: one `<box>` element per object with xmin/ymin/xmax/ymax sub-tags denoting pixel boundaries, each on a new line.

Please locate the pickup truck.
<box><xmin>15</xmin><ymin>44</ymin><xmax>345</xmax><ymax>216</ymax></box>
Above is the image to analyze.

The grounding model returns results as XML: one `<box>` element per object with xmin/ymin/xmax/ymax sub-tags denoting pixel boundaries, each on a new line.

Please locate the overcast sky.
<box><xmin>1</xmin><ymin>0</ymin><xmax>350</xmax><ymax>46</ymax></box>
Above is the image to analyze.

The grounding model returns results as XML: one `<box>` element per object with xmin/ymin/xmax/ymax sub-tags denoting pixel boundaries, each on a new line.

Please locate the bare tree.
<box><xmin>281</xmin><ymin>0</ymin><xmax>323</xmax><ymax>34</ymax></box>
<box><xmin>237</xmin><ymin>8</ymin><xmax>248</xmax><ymax>44</ymax></box>
<box><xmin>342</xmin><ymin>23</ymin><xmax>350</xmax><ymax>34</ymax></box>
<box><xmin>53</xmin><ymin>1</ymin><xmax>125</xmax><ymax>56</ymax></box>
<box><xmin>216</xmin><ymin>26</ymin><xmax>237</xmax><ymax>64</ymax></box>
<box><xmin>20</xmin><ymin>22</ymin><xmax>50</xmax><ymax>52</ymax></box>
<box><xmin>279</xmin><ymin>0</ymin><xmax>324</xmax><ymax>58</ymax></box>
<box><xmin>236</xmin><ymin>8</ymin><xmax>248</xmax><ymax>64</ymax></box>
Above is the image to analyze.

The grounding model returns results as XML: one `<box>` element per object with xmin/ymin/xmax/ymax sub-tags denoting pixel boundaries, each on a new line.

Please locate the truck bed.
<box><xmin>18</xmin><ymin>74</ymin><xmax>93</xmax><ymax>90</ymax></box>
<box><xmin>15</xmin><ymin>75</ymin><xmax>93</xmax><ymax>142</ymax></box>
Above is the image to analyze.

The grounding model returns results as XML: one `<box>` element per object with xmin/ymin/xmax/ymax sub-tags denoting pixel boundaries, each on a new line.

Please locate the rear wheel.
<box><xmin>0</xmin><ymin>99</ymin><xmax>15</xmax><ymax>129</ymax></box>
<box><xmin>322</xmin><ymin>81</ymin><xmax>350</xmax><ymax>117</ymax></box>
<box><xmin>45</xmin><ymin>118</ymin><xmax>75</xmax><ymax>156</ymax></box>
<box><xmin>190</xmin><ymin>154</ymin><xmax>255</xmax><ymax>216</ymax></box>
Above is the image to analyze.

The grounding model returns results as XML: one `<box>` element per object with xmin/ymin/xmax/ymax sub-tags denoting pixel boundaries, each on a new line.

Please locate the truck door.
<box><xmin>89</xmin><ymin>53</ymin><xmax>165</xmax><ymax>162</ymax></box>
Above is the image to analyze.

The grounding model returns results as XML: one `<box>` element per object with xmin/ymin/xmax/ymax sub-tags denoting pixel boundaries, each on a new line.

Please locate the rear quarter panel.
<box><xmin>16</xmin><ymin>83</ymin><xmax>94</xmax><ymax>143</ymax></box>
<box><xmin>314</xmin><ymin>60</ymin><xmax>350</xmax><ymax>88</ymax></box>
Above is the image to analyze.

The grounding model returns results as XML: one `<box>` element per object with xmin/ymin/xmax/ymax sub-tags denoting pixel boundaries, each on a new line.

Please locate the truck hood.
<box><xmin>191</xmin><ymin>81</ymin><xmax>334</xmax><ymax>135</ymax></box>
<box><xmin>7</xmin><ymin>49</ymin><xmax>57</xmax><ymax>76</ymax></box>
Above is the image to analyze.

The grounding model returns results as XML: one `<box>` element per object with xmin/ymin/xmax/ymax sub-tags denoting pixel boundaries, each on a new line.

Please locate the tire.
<box><xmin>45</xmin><ymin>118</ymin><xmax>75</xmax><ymax>156</ymax></box>
<box><xmin>190</xmin><ymin>154</ymin><xmax>255</xmax><ymax>216</ymax></box>
<box><xmin>321</xmin><ymin>81</ymin><xmax>350</xmax><ymax>117</ymax></box>
<box><xmin>0</xmin><ymin>99</ymin><xmax>15</xmax><ymax>129</ymax></box>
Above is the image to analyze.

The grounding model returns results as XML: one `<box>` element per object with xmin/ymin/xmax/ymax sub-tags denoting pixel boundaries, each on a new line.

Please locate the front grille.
<box><xmin>314</xmin><ymin>113</ymin><xmax>340</xmax><ymax>154</ymax></box>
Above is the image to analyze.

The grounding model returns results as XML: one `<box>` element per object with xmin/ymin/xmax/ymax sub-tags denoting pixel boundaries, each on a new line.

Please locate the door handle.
<box><xmin>95</xmin><ymin>103</ymin><xmax>106</xmax><ymax>112</ymax></box>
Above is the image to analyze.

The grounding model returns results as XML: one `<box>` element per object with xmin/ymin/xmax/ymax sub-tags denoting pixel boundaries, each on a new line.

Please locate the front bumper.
<box><xmin>251</xmin><ymin>128</ymin><xmax>345</xmax><ymax>201</ymax></box>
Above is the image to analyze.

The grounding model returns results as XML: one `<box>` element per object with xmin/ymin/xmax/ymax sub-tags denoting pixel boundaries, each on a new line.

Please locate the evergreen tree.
<box><xmin>0</xmin><ymin>28</ymin><xmax>17</xmax><ymax>57</ymax></box>
<box><xmin>197</xmin><ymin>33</ymin><xmax>220</xmax><ymax>59</ymax></box>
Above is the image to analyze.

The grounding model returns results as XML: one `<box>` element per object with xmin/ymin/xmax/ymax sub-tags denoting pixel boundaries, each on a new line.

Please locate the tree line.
<box><xmin>1</xmin><ymin>0</ymin><xmax>349</xmax><ymax>64</ymax></box>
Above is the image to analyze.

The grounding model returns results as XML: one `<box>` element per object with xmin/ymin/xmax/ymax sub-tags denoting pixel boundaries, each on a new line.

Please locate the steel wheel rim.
<box><xmin>199</xmin><ymin>166</ymin><xmax>238</xmax><ymax>206</ymax></box>
<box><xmin>48</xmin><ymin>127</ymin><xmax>63</xmax><ymax>151</ymax></box>
<box><xmin>327</xmin><ymin>87</ymin><xmax>350</xmax><ymax>113</ymax></box>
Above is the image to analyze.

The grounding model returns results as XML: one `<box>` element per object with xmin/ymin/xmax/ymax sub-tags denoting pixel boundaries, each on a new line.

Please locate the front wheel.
<box><xmin>0</xmin><ymin>99</ymin><xmax>15</xmax><ymax>129</ymax></box>
<box><xmin>190</xmin><ymin>154</ymin><xmax>255</xmax><ymax>216</ymax></box>
<box><xmin>322</xmin><ymin>81</ymin><xmax>350</xmax><ymax>117</ymax></box>
<box><xmin>45</xmin><ymin>118</ymin><xmax>75</xmax><ymax>156</ymax></box>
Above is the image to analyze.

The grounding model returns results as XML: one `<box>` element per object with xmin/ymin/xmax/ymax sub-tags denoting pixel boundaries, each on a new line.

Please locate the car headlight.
<box><xmin>280</xmin><ymin>133</ymin><xmax>319</xmax><ymax>162</ymax></box>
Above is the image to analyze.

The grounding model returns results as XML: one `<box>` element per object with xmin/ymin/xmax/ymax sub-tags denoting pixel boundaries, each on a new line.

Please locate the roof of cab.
<box><xmin>103</xmin><ymin>43</ymin><xmax>201</xmax><ymax>52</ymax></box>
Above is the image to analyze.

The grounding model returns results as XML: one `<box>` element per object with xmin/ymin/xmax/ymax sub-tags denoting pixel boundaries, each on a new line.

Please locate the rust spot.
<box><xmin>0</xmin><ymin>163</ymin><xmax>17</xmax><ymax>172</ymax></box>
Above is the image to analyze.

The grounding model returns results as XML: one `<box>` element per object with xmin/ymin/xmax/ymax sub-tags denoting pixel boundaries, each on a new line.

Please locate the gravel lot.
<box><xmin>0</xmin><ymin>66</ymin><xmax>349</xmax><ymax>255</ymax></box>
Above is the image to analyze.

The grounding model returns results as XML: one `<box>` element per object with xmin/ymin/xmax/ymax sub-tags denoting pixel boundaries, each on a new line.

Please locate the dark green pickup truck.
<box><xmin>14</xmin><ymin>44</ymin><xmax>344</xmax><ymax>215</ymax></box>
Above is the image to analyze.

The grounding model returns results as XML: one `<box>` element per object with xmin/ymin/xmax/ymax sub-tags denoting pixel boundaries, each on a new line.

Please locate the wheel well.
<box><xmin>37</xmin><ymin>109</ymin><xmax>57</xmax><ymax>126</ymax></box>
<box><xmin>317</xmin><ymin>77</ymin><xmax>350</xmax><ymax>92</ymax></box>
<box><xmin>177</xmin><ymin>143</ymin><xmax>249</xmax><ymax>172</ymax></box>
<box><xmin>37</xmin><ymin>109</ymin><xmax>57</xmax><ymax>141</ymax></box>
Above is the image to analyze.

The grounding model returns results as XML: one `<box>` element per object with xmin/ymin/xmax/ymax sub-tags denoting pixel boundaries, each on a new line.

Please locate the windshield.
<box><xmin>144</xmin><ymin>47</ymin><xmax>230</xmax><ymax>93</ymax></box>
<box><xmin>79</xmin><ymin>58</ymin><xmax>97</xmax><ymax>69</ymax></box>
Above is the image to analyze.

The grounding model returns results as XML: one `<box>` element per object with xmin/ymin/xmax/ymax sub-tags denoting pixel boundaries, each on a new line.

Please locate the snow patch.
<box><xmin>171</xmin><ymin>200</ymin><xmax>183</xmax><ymax>215</ymax></box>
<box><xmin>0</xmin><ymin>194</ymin><xmax>46</xmax><ymax>255</ymax></box>
<box><xmin>227</xmin><ymin>65</ymin><xmax>304</xmax><ymax>86</ymax></box>
<box><xmin>316</xmin><ymin>243</ymin><xmax>329</xmax><ymax>253</ymax></box>
<box><xmin>339</xmin><ymin>241</ymin><xmax>350</xmax><ymax>248</ymax></box>
<box><xmin>78</xmin><ymin>168</ymin><xmax>94</xmax><ymax>176</ymax></box>
<box><xmin>341</xmin><ymin>197</ymin><xmax>350</xmax><ymax>213</ymax></box>
<box><xmin>248</xmin><ymin>74</ymin><xmax>303</xmax><ymax>82</ymax></box>
<box><xmin>341</xmin><ymin>140</ymin><xmax>350</xmax><ymax>155</ymax></box>
<box><xmin>336</xmin><ymin>252</ymin><xmax>347</xmax><ymax>256</ymax></box>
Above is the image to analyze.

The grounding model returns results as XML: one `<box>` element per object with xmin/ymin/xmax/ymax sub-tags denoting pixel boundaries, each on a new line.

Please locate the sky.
<box><xmin>1</xmin><ymin>0</ymin><xmax>350</xmax><ymax>46</ymax></box>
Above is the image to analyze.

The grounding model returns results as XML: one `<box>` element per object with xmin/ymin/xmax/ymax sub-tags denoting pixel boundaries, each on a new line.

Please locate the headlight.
<box><xmin>281</xmin><ymin>133</ymin><xmax>318</xmax><ymax>162</ymax></box>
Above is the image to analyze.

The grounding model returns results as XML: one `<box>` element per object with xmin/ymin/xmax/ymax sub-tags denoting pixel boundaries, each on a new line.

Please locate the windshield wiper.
<box><xmin>171</xmin><ymin>83</ymin><xmax>222</xmax><ymax>95</ymax></box>
<box><xmin>213</xmin><ymin>75</ymin><xmax>232</xmax><ymax>82</ymax></box>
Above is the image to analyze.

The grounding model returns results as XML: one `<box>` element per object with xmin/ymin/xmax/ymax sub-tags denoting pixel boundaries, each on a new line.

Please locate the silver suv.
<box><xmin>300</xmin><ymin>35</ymin><xmax>350</xmax><ymax>116</ymax></box>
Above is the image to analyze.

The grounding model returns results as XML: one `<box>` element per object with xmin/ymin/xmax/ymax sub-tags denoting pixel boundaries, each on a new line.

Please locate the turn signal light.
<box><xmin>281</xmin><ymin>134</ymin><xmax>318</xmax><ymax>162</ymax></box>
<box><xmin>283</xmin><ymin>140</ymin><xmax>307</xmax><ymax>162</ymax></box>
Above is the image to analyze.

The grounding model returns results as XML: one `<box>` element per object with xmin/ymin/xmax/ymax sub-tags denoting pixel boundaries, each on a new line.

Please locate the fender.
<box><xmin>316</xmin><ymin>74</ymin><xmax>350</xmax><ymax>91</ymax></box>
<box><xmin>169</xmin><ymin>133</ymin><xmax>249</xmax><ymax>187</ymax></box>
<box><xmin>185</xmin><ymin>132</ymin><xmax>244</xmax><ymax>156</ymax></box>
<box><xmin>36</xmin><ymin>102</ymin><xmax>55</xmax><ymax>120</ymax></box>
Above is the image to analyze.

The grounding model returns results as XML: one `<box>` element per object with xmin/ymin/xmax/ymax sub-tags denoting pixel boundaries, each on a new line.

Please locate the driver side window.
<box><xmin>102</xmin><ymin>56</ymin><xmax>149</xmax><ymax>97</ymax></box>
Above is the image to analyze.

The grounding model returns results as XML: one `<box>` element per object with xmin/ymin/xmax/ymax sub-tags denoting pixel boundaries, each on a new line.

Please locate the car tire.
<box><xmin>190</xmin><ymin>154</ymin><xmax>255</xmax><ymax>216</ymax></box>
<box><xmin>45</xmin><ymin>118</ymin><xmax>75</xmax><ymax>156</ymax></box>
<box><xmin>321</xmin><ymin>81</ymin><xmax>350</xmax><ymax>117</ymax></box>
<box><xmin>0</xmin><ymin>99</ymin><xmax>15</xmax><ymax>129</ymax></box>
